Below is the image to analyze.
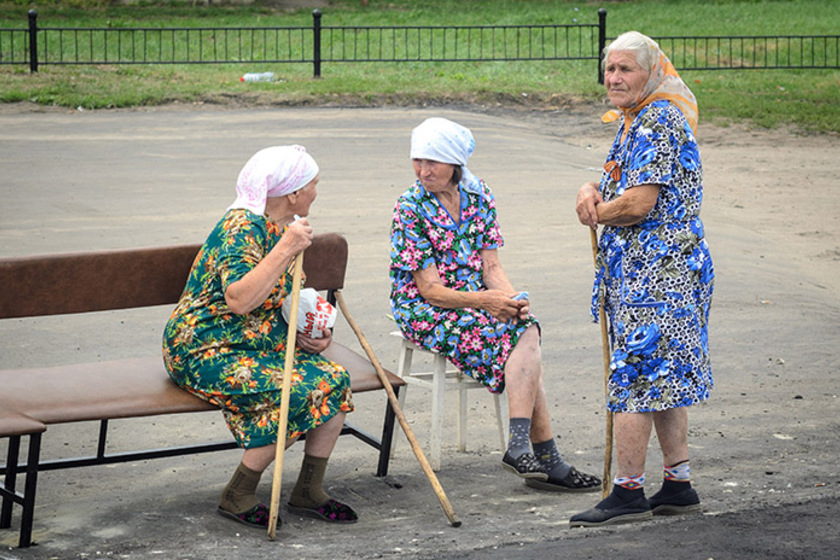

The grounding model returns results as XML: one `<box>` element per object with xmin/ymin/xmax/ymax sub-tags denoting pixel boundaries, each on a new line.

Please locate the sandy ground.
<box><xmin>0</xmin><ymin>101</ymin><xmax>839</xmax><ymax>559</ymax></box>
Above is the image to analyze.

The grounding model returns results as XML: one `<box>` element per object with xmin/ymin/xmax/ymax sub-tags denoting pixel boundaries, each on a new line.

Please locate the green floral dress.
<box><xmin>162</xmin><ymin>209</ymin><xmax>353</xmax><ymax>449</ymax></box>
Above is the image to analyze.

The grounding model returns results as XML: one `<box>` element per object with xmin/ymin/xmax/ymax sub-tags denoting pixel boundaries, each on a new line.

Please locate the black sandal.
<box><xmin>501</xmin><ymin>452</ymin><xmax>549</xmax><ymax>480</ymax></box>
<box><xmin>287</xmin><ymin>498</ymin><xmax>359</xmax><ymax>523</ymax></box>
<box><xmin>217</xmin><ymin>503</ymin><xmax>273</xmax><ymax>528</ymax></box>
<box><xmin>525</xmin><ymin>466</ymin><xmax>601</xmax><ymax>492</ymax></box>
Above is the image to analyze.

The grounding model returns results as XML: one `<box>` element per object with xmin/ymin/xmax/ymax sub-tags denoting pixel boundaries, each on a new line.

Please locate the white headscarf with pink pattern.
<box><xmin>228</xmin><ymin>145</ymin><xmax>319</xmax><ymax>216</ymax></box>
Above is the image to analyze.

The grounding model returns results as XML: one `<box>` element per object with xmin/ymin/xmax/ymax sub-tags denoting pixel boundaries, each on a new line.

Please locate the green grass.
<box><xmin>1</xmin><ymin>0</ymin><xmax>839</xmax><ymax>133</ymax></box>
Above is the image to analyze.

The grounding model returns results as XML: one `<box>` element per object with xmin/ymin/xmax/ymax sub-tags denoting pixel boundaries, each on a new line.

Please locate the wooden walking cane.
<box><xmin>590</xmin><ymin>227</ymin><xmax>614</xmax><ymax>500</ymax></box>
<box><xmin>334</xmin><ymin>292</ymin><xmax>462</xmax><ymax>528</ymax></box>
<box><xmin>267</xmin><ymin>251</ymin><xmax>304</xmax><ymax>540</ymax></box>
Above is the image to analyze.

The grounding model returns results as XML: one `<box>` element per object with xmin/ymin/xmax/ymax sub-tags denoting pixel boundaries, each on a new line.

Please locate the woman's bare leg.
<box><xmin>652</xmin><ymin>407</ymin><xmax>689</xmax><ymax>467</ymax></box>
<box><xmin>614</xmin><ymin>411</ymin><xmax>653</xmax><ymax>479</ymax></box>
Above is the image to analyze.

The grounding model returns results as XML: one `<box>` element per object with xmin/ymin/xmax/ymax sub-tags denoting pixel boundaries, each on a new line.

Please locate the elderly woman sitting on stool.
<box><xmin>389</xmin><ymin>117</ymin><xmax>600</xmax><ymax>492</ymax></box>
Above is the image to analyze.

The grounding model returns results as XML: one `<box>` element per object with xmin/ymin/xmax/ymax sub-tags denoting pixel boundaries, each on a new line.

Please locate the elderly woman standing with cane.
<box><xmin>389</xmin><ymin>117</ymin><xmax>601</xmax><ymax>492</ymax></box>
<box><xmin>570</xmin><ymin>31</ymin><xmax>715</xmax><ymax>527</ymax></box>
<box><xmin>163</xmin><ymin>145</ymin><xmax>357</xmax><ymax>531</ymax></box>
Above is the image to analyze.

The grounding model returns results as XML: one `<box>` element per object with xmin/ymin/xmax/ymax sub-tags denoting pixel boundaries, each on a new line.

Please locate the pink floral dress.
<box><xmin>389</xmin><ymin>179</ymin><xmax>537</xmax><ymax>394</ymax></box>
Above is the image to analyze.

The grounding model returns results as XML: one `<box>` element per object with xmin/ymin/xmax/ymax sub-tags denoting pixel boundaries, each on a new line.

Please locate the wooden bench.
<box><xmin>0</xmin><ymin>233</ymin><xmax>403</xmax><ymax>548</ymax></box>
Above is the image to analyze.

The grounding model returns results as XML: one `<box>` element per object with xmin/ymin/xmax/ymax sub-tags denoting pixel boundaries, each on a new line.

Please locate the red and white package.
<box><xmin>281</xmin><ymin>288</ymin><xmax>337</xmax><ymax>339</ymax></box>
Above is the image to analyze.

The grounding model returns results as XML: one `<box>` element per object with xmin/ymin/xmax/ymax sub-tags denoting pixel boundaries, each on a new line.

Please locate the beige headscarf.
<box><xmin>601</xmin><ymin>32</ymin><xmax>698</xmax><ymax>137</ymax></box>
<box><xmin>228</xmin><ymin>145</ymin><xmax>319</xmax><ymax>216</ymax></box>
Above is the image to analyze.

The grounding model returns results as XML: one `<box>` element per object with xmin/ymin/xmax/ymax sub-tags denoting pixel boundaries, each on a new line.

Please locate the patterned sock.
<box><xmin>656</xmin><ymin>460</ymin><xmax>692</xmax><ymax>498</ymax></box>
<box><xmin>614</xmin><ymin>473</ymin><xmax>645</xmax><ymax>491</ymax></box>
<box><xmin>289</xmin><ymin>454</ymin><xmax>330</xmax><ymax>508</ymax></box>
<box><xmin>219</xmin><ymin>462</ymin><xmax>262</xmax><ymax>514</ymax></box>
<box><xmin>663</xmin><ymin>459</ymin><xmax>691</xmax><ymax>482</ymax></box>
<box><xmin>532</xmin><ymin>438</ymin><xmax>572</xmax><ymax>479</ymax></box>
<box><xmin>507</xmin><ymin>417</ymin><xmax>532</xmax><ymax>458</ymax></box>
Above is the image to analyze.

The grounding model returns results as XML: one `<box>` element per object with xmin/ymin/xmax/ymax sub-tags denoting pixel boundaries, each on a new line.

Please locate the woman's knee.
<box><xmin>511</xmin><ymin>326</ymin><xmax>542</xmax><ymax>365</ymax></box>
<box><xmin>312</xmin><ymin>411</ymin><xmax>347</xmax><ymax>434</ymax></box>
<box><xmin>513</xmin><ymin>325</ymin><xmax>540</xmax><ymax>350</ymax></box>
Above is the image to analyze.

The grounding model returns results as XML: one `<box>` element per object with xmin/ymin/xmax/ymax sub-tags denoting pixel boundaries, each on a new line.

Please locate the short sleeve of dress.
<box><xmin>623</xmin><ymin>103</ymin><xmax>680</xmax><ymax>190</ymax></box>
<box><xmin>216</xmin><ymin>212</ymin><xmax>268</xmax><ymax>291</ymax></box>
<box><xmin>478</xmin><ymin>185</ymin><xmax>504</xmax><ymax>250</ymax></box>
<box><xmin>390</xmin><ymin>195</ymin><xmax>437</xmax><ymax>273</ymax></box>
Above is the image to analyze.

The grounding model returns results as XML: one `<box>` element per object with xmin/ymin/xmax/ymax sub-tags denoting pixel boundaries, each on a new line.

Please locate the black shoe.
<box><xmin>525</xmin><ymin>466</ymin><xmax>601</xmax><ymax>493</ymax></box>
<box><xmin>569</xmin><ymin>495</ymin><xmax>652</xmax><ymax>527</ymax></box>
<box><xmin>501</xmin><ymin>451</ymin><xmax>548</xmax><ymax>480</ymax></box>
<box><xmin>649</xmin><ymin>485</ymin><xmax>702</xmax><ymax>515</ymax></box>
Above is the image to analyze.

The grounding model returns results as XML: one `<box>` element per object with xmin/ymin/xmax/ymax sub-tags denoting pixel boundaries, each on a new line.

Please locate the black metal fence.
<box><xmin>2</xmin><ymin>9</ymin><xmax>838</xmax><ymax>82</ymax></box>
<box><xmin>1</xmin><ymin>9</ymin><xmax>606</xmax><ymax>80</ymax></box>
<box><xmin>657</xmin><ymin>34</ymin><xmax>840</xmax><ymax>71</ymax></box>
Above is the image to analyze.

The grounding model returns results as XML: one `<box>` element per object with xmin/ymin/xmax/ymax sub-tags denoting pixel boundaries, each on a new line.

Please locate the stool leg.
<box><xmin>457</xmin><ymin>371</ymin><xmax>468</xmax><ymax>453</ymax></box>
<box><xmin>494</xmin><ymin>392</ymin><xmax>509</xmax><ymax>453</ymax></box>
<box><xmin>430</xmin><ymin>354</ymin><xmax>446</xmax><ymax>471</ymax></box>
<box><xmin>390</xmin><ymin>343</ymin><xmax>414</xmax><ymax>460</ymax></box>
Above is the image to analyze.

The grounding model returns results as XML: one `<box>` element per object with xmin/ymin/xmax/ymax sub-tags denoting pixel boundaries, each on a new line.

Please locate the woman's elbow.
<box><xmin>226</xmin><ymin>302</ymin><xmax>251</xmax><ymax>316</ymax></box>
<box><xmin>416</xmin><ymin>286</ymin><xmax>436</xmax><ymax>305</ymax></box>
<box><xmin>417</xmin><ymin>285</ymin><xmax>447</xmax><ymax>308</ymax></box>
<box><xmin>224</xmin><ymin>292</ymin><xmax>252</xmax><ymax>315</ymax></box>
<box><xmin>613</xmin><ymin>198</ymin><xmax>656</xmax><ymax>226</ymax></box>
<box><xmin>626</xmin><ymin>206</ymin><xmax>653</xmax><ymax>224</ymax></box>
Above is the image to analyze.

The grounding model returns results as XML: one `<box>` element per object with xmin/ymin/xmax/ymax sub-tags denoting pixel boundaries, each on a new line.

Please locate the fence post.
<box><xmin>28</xmin><ymin>9</ymin><xmax>38</xmax><ymax>73</ymax></box>
<box><xmin>313</xmin><ymin>9</ymin><xmax>322</xmax><ymax>78</ymax></box>
<box><xmin>597</xmin><ymin>8</ymin><xmax>606</xmax><ymax>84</ymax></box>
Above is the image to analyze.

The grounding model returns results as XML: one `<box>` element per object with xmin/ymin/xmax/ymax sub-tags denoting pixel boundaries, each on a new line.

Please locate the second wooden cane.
<box><xmin>267</xmin><ymin>251</ymin><xmax>304</xmax><ymax>540</ymax></box>
<box><xmin>590</xmin><ymin>227</ymin><xmax>614</xmax><ymax>500</ymax></box>
<box><xmin>335</xmin><ymin>292</ymin><xmax>461</xmax><ymax>528</ymax></box>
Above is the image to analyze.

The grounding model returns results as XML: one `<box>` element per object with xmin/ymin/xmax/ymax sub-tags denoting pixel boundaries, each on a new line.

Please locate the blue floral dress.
<box><xmin>593</xmin><ymin>100</ymin><xmax>715</xmax><ymax>413</ymax></box>
<box><xmin>389</xmin><ymin>179</ymin><xmax>538</xmax><ymax>394</ymax></box>
<box><xmin>162</xmin><ymin>209</ymin><xmax>353</xmax><ymax>449</ymax></box>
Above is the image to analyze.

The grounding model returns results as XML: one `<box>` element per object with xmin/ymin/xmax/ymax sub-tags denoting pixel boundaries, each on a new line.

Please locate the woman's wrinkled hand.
<box><xmin>576</xmin><ymin>181</ymin><xmax>603</xmax><ymax>229</ymax></box>
<box><xmin>296</xmin><ymin>328</ymin><xmax>332</xmax><ymax>354</ymax></box>
<box><xmin>482</xmin><ymin>290</ymin><xmax>528</xmax><ymax>322</ymax></box>
<box><xmin>284</xmin><ymin>217</ymin><xmax>314</xmax><ymax>255</ymax></box>
<box><xmin>516</xmin><ymin>297</ymin><xmax>531</xmax><ymax>320</ymax></box>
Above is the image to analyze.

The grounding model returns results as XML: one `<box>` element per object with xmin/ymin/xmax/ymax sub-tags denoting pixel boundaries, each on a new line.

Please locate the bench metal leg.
<box><xmin>375</xmin><ymin>386</ymin><xmax>399</xmax><ymax>478</ymax></box>
<box><xmin>19</xmin><ymin>432</ymin><xmax>41</xmax><ymax>548</ymax></box>
<box><xmin>97</xmin><ymin>419</ymin><xmax>109</xmax><ymax>459</ymax></box>
<box><xmin>389</xmin><ymin>341</ymin><xmax>414</xmax><ymax>460</ymax></box>
<box><xmin>0</xmin><ymin>432</ymin><xmax>42</xmax><ymax>548</ymax></box>
<box><xmin>1</xmin><ymin>435</ymin><xmax>21</xmax><ymax>529</ymax></box>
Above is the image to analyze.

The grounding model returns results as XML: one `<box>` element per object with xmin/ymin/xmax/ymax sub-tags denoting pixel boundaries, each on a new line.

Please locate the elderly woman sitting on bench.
<box><xmin>163</xmin><ymin>145</ymin><xmax>357</xmax><ymax>529</ymax></box>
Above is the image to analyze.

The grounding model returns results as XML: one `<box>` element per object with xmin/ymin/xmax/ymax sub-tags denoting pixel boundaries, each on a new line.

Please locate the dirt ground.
<box><xmin>0</xmin><ymin>100</ymin><xmax>839</xmax><ymax>559</ymax></box>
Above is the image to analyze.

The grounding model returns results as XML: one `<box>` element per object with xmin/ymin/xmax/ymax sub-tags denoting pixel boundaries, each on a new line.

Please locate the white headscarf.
<box><xmin>409</xmin><ymin>117</ymin><xmax>481</xmax><ymax>194</ymax></box>
<box><xmin>228</xmin><ymin>145</ymin><xmax>319</xmax><ymax>216</ymax></box>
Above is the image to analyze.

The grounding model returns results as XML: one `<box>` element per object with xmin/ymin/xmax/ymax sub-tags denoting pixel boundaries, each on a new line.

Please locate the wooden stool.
<box><xmin>390</xmin><ymin>333</ymin><xmax>508</xmax><ymax>471</ymax></box>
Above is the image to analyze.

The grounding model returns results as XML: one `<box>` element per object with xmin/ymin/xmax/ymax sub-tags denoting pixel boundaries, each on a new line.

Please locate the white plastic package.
<box><xmin>281</xmin><ymin>287</ymin><xmax>337</xmax><ymax>339</ymax></box>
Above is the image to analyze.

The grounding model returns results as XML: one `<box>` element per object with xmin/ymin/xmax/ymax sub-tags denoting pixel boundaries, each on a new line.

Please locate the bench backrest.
<box><xmin>0</xmin><ymin>233</ymin><xmax>348</xmax><ymax>319</ymax></box>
